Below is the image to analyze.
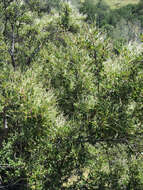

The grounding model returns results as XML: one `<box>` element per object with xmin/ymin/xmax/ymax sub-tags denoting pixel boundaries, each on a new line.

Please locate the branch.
<box><xmin>3</xmin><ymin>107</ymin><xmax>8</xmax><ymax>129</ymax></box>
<box><xmin>26</xmin><ymin>42</ymin><xmax>42</xmax><ymax>66</ymax></box>
<box><xmin>8</xmin><ymin>24</ymin><xmax>16</xmax><ymax>69</ymax></box>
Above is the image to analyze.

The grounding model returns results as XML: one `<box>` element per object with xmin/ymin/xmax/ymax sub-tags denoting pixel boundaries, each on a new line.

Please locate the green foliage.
<box><xmin>0</xmin><ymin>0</ymin><xmax>40</xmax><ymax>69</ymax></box>
<box><xmin>60</xmin><ymin>3</ymin><xmax>72</xmax><ymax>30</ymax></box>
<box><xmin>24</xmin><ymin>0</ymin><xmax>61</xmax><ymax>14</ymax></box>
<box><xmin>79</xmin><ymin>0</ymin><xmax>110</xmax><ymax>25</ymax></box>
<box><xmin>0</xmin><ymin>1</ymin><xmax>143</xmax><ymax>190</ymax></box>
<box><xmin>0</xmin><ymin>68</ymin><xmax>82</xmax><ymax>189</ymax></box>
<box><xmin>59</xmin><ymin>3</ymin><xmax>80</xmax><ymax>33</ymax></box>
<box><xmin>79</xmin><ymin>0</ymin><xmax>97</xmax><ymax>22</ymax></box>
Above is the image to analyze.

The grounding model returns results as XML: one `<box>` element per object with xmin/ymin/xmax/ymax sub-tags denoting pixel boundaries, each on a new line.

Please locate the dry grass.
<box><xmin>105</xmin><ymin>0</ymin><xmax>140</xmax><ymax>9</ymax></box>
<box><xmin>62</xmin><ymin>169</ymin><xmax>90</xmax><ymax>187</ymax></box>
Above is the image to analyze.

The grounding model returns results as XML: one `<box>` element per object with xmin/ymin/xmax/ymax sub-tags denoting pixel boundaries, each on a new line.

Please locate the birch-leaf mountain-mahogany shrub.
<box><xmin>37</xmin><ymin>22</ymin><xmax>143</xmax><ymax>189</ymax></box>
<box><xmin>0</xmin><ymin>2</ymin><xmax>143</xmax><ymax>189</ymax></box>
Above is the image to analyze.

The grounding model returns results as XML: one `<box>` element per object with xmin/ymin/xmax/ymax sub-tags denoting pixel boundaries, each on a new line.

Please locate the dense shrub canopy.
<box><xmin>0</xmin><ymin>0</ymin><xmax>143</xmax><ymax>189</ymax></box>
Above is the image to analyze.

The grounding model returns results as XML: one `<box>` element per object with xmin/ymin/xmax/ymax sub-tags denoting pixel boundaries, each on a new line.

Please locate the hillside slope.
<box><xmin>105</xmin><ymin>0</ymin><xmax>139</xmax><ymax>9</ymax></box>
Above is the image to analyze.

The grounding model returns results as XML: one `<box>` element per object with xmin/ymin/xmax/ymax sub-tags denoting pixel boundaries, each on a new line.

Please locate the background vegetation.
<box><xmin>0</xmin><ymin>0</ymin><xmax>143</xmax><ymax>189</ymax></box>
<box><xmin>79</xmin><ymin>0</ymin><xmax>143</xmax><ymax>42</ymax></box>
